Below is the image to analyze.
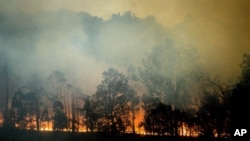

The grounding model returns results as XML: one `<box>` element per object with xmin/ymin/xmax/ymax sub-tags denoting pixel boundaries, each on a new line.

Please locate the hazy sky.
<box><xmin>1</xmin><ymin>0</ymin><xmax>250</xmax><ymax>93</ymax></box>
<box><xmin>2</xmin><ymin>0</ymin><xmax>249</xmax><ymax>73</ymax></box>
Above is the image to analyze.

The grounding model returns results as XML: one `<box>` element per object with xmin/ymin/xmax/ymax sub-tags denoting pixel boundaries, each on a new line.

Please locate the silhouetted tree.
<box><xmin>197</xmin><ymin>93</ymin><xmax>225</xmax><ymax>137</ymax></box>
<box><xmin>229</xmin><ymin>53</ymin><xmax>250</xmax><ymax>137</ymax></box>
<box><xmin>65</xmin><ymin>84</ymin><xmax>78</xmax><ymax>133</ymax></box>
<box><xmin>182</xmin><ymin>110</ymin><xmax>199</xmax><ymax>136</ymax></box>
<box><xmin>10</xmin><ymin>85</ymin><xmax>43</xmax><ymax>130</ymax></box>
<box><xmin>200</xmin><ymin>74</ymin><xmax>233</xmax><ymax>137</ymax></box>
<box><xmin>52</xmin><ymin>100</ymin><xmax>68</xmax><ymax>131</ymax></box>
<box><xmin>127</xmin><ymin>65</ymin><xmax>140</xmax><ymax>134</ymax></box>
<box><xmin>47</xmin><ymin>71</ymin><xmax>68</xmax><ymax>131</ymax></box>
<box><xmin>93</xmin><ymin>68</ymin><xmax>134</xmax><ymax>133</ymax></box>
<box><xmin>130</xmin><ymin>94</ymin><xmax>139</xmax><ymax>134</ymax></box>
<box><xmin>40</xmin><ymin>107</ymin><xmax>50</xmax><ymax>130</ymax></box>
<box><xmin>139</xmin><ymin>42</ymin><xmax>202</xmax><ymax>136</ymax></box>
<box><xmin>0</xmin><ymin>58</ymin><xmax>18</xmax><ymax>129</ymax></box>
<box><xmin>10</xmin><ymin>88</ymin><xmax>27</xmax><ymax>129</ymax></box>
<box><xmin>140</xmin><ymin>95</ymin><xmax>172</xmax><ymax>136</ymax></box>
<box><xmin>82</xmin><ymin>96</ymin><xmax>98</xmax><ymax>132</ymax></box>
<box><xmin>27</xmin><ymin>74</ymin><xmax>44</xmax><ymax>131</ymax></box>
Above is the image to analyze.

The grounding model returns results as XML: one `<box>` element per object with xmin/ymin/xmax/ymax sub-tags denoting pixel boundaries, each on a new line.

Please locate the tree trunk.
<box><xmin>3</xmin><ymin>65</ymin><xmax>10</xmax><ymax>126</ymax></box>
<box><xmin>36</xmin><ymin>108</ymin><xmax>40</xmax><ymax>131</ymax></box>
<box><xmin>71</xmin><ymin>91</ymin><xmax>76</xmax><ymax>133</ymax></box>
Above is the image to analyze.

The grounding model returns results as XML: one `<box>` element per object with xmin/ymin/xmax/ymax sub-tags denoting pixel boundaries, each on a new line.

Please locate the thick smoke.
<box><xmin>0</xmin><ymin>10</ymin><xmax>170</xmax><ymax>94</ymax></box>
<box><xmin>1</xmin><ymin>0</ymin><xmax>249</xmax><ymax>94</ymax></box>
<box><xmin>1</xmin><ymin>0</ymin><xmax>250</xmax><ymax>81</ymax></box>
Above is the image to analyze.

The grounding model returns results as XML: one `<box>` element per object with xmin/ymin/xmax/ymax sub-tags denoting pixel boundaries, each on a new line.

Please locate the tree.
<box><xmin>46</xmin><ymin>71</ymin><xmax>68</xmax><ymax>131</ymax></box>
<box><xmin>199</xmin><ymin>74</ymin><xmax>233</xmax><ymax>137</ymax></box>
<box><xmin>229</xmin><ymin>53</ymin><xmax>250</xmax><ymax>137</ymax></box>
<box><xmin>139</xmin><ymin>41</ymin><xmax>201</xmax><ymax>108</ymax></box>
<box><xmin>140</xmin><ymin>98</ymin><xmax>173</xmax><ymax>136</ymax></box>
<box><xmin>65</xmin><ymin>84</ymin><xmax>78</xmax><ymax>133</ymax></box>
<box><xmin>139</xmin><ymin>41</ymin><xmax>202</xmax><ymax>136</ymax></box>
<box><xmin>10</xmin><ymin>88</ymin><xmax>27</xmax><ymax>129</ymax></box>
<box><xmin>40</xmin><ymin>107</ymin><xmax>50</xmax><ymax>130</ymax></box>
<box><xmin>93</xmin><ymin>68</ymin><xmax>134</xmax><ymax>133</ymax></box>
<box><xmin>82</xmin><ymin>96</ymin><xmax>98</xmax><ymax>132</ymax></box>
<box><xmin>27</xmin><ymin>74</ymin><xmax>44</xmax><ymax>131</ymax></box>
<box><xmin>47</xmin><ymin>70</ymin><xmax>66</xmax><ymax>99</ymax></box>
<box><xmin>127</xmin><ymin>66</ymin><xmax>140</xmax><ymax>134</ymax></box>
<box><xmin>0</xmin><ymin>57</ymin><xmax>18</xmax><ymax>129</ymax></box>
<box><xmin>10</xmin><ymin>82</ymin><xmax>44</xmax><ymax>130</ymax></box>
<box><xmin>239</xmin><ymin>53</ymin><xmax>250</xmax><ymax>85</ymax></box>
<box><xmin>197</xmin><ymin>93</ymin><xmax>225</xmax><ymax>137</ymax></box>
<box><xmin>203</xmin><ymin>74</ymin><xmax>232</xmax><ymax>105</ymax></box>
<box><xmin>52</xmin><ymin>100</ymin><xmax>68</xmax><ymax>131</ymax></box>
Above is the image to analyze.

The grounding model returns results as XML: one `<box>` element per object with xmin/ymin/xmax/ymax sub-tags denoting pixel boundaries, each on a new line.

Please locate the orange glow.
<box><xmin>1</xmin><ymin>108</ymin><xmax>198</xmax><ymax>137</ymax></box>
<box><xmin>40</xmin><ymin>121</ymin><xmax>53</xmax><ymax>131</ymax></box>
<box><xmin>0</xmin><ymin>113</ymin><xmax>3</xmax><ymax>126</ymax></box>
<box><xmin>179</xmin><ymin>123</ymin><xmax>199</xmax><ymax>137</ymax></box>
<box><xmin>41</xmin><ymin>127</ymin><xmax>53</xmax><ymax>131</ymax></box>
<box><xmin>133</xmin><ymin>107</ymin><xmax>145</xmax><ymax>134</ymax></box>
<box><xmin>132</xmin><ymin>109</ymin><xmax>199</xmax><ymax>136</ymax></box>
<box><xmin>0</xmin><ymin>118</ymin><xmax>3</xmax><ymax>126</ymax></box>
<box><xmin>39</xmin><ymin>120</ymin><xmax>87</xmax><ymax>132</ymax></box>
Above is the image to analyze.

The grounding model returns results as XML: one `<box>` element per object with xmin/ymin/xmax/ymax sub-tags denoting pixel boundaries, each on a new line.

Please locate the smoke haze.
<box><xmin>1</xmin><ymin>0</ymin><xmax>250</xmax><ymax>94</ymax></box>
<box><xmin>0</xmin><ymin>10</ymin><xmax>169</xmax><ymax>94</ymax></box>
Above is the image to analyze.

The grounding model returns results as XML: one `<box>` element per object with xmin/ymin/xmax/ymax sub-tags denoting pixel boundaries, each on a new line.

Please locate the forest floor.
<box><xmin>0</xmin><ymin>129</ymin><xmax>242</xmax><ymax>141</ymax></box>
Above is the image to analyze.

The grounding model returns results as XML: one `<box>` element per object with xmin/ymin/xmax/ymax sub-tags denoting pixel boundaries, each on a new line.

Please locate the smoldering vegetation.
<box><xmin>0</xmin><ymin>9</ymin><xmax>249</xmax><ymax>140</ymax></box>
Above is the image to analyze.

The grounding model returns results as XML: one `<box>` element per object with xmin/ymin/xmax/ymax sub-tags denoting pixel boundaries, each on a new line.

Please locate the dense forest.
<box><xmin>0</xmin><ymin>11</ymin><xmax>249</xmax><ymax>141</ymax></box>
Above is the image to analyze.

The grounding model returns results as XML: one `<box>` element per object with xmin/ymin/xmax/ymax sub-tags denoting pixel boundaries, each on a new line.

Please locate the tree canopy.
<box><xmin>90</xmin><ymin>68</ymin><xmax>136</xmax><ymax>133</ymax></box>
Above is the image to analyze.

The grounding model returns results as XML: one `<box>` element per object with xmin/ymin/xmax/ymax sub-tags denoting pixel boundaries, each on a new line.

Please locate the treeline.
<box><xmin>0</xmin><ymin>44</ymin><xmax>249</xmax><ymax>138</ymax></box>
<box><xmin>0</xmin><ymin>69</ymin><xmax>85</xmax><ymax>132</ymax></box>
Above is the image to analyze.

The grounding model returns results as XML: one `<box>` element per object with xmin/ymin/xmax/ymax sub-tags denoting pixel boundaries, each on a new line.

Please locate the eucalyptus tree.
<box><xmin>0</xmin><ymin>55</ymin><xmax>18</xmax><ymax>128</ymax></box>
<box><xmin>52</xmin><ymin>100</ymin><xmax>68</xmax><ymax>131</ymax></box>
<box><xmin>66</xmin><ymin>85</ymin><xmax>83</xmax><ymax>133</ymax></box>
<box><xmin>93</xmin><ymin>68</ymin><xmax>135</xmax><ymax>133</ymax></box>
<box><xmin>10</xmin><ymin>88</ymin><xmax>27</xmax><ymax>129</ymax></box>
<box><xmin>46</xmin><ymin>70</ymin><xmax>68</xmax><ymax>130</ymax></box>
<box><xmin>10</xmin><ymin>77</ymin><xmax>44</xmax><ymax>130</ymax></box>
<box><xmin>139</xmin><ymin>40</ymin><xmax>202</xmax><ymax>136</ymax></box>
<box><xmin>82</xmin><ymin>96</ymin><xmax>98</xmax><ymax>132</ymax></box>
<box><xmin>127</xmin><ymin>66</ymin><xmax>140</xmax><ymax>134</ymax></box>
<box><xmin>27</xmin><ymin>74</ymin><xmax>44</xmax><ymax>131</ymax></box>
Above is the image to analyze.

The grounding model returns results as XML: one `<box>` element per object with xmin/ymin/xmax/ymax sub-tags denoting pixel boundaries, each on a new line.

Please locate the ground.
<box><xmin>0</xmin><ymin>128</ymin><xmax>242</xmax><ymax>141</ymax></box>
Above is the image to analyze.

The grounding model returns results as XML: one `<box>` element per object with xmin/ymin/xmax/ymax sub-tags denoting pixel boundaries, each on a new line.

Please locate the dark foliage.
<box><xmin>52</xmin><ymin>100</ymin><xmax>68</xmax><ymax>131</ymax></box>
<box><xmin>228</xmin><ymin>54</ymin><xmax>250</xmax><ymax>138</ymax></box>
